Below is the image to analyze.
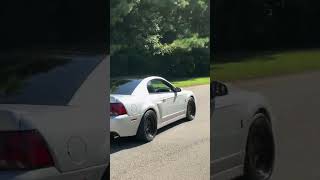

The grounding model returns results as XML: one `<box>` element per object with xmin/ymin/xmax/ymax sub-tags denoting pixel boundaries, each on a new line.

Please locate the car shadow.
<box><xmin>231</xmin><ymin>176</ymin><xmax>244</xmax><ymax>180</ymax></box>
<box><xmin>110</xmin><ymin>118</ymin><xmax>187</xmax><ymax>154</ymax></box>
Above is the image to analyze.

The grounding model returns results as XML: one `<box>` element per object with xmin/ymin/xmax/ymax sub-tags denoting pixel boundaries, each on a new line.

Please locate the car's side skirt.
<box><xmin>212</xmin><ymin>151</ymin><xmax>244</xmax><ymax>175</ymax></box>
<box><xmin>161</xmin><ymin>110</ymin><xmax>186</xmax><ymax>122</ymax></box>
<box><xmin>158</xmin><ymin>114</ymin><xmax>186</xmax><ymax>129</ymax></box>
<box><xmin>211</xmin><ymin>165</ymin><xmax>243</xmax><ymax>180</ymax></box>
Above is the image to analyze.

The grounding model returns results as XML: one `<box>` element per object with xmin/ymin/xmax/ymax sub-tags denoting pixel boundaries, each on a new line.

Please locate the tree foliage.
<box><xmin>111</xmin><ymin>0</ymin><xmax>209</xmax><ymax>55</ymax></box>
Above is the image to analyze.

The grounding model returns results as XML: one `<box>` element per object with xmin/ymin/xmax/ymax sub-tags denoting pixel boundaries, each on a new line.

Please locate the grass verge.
<box><xmin>211</xmin><ymin>49</ymin><xmax>320</xmax><ymax>81</ymax></box>
<box><xmin>171</xmin><ymin>77</ymin><xmax>210</xmax><ymax>87</ymax></box>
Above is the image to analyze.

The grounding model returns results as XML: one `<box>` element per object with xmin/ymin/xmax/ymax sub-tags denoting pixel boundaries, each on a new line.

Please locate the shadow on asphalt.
<box><xmin>231</xmin><ymin>176</ymin><xmax>243</xmax><ymax>180</ymax></box>
<box><xmin>111</xmin><ymin>118</ymin><xmax>187</xmax><ymax>154</ymax></box>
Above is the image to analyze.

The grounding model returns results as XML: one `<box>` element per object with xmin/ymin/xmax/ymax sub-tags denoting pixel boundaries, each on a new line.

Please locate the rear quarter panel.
<box><xmin>41</xmin><ymin>57</ymin><xmax>108</xmax><ymax>173</ymax></box>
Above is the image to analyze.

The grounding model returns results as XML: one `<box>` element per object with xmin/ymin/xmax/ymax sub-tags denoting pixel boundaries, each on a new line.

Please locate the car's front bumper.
<box><xmin>110</xmin><ymin>114</ymin><xmax>142</xmax><ymax>137</ymax></box>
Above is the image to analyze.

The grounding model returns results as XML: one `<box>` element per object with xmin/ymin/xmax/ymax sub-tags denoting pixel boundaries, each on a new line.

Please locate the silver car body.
<box><xmin>0</xmin><ymin>55</ymin><xmax>109</xmax><ymax>180</ymax></box>
<box><xmin>211</xmin><ymin>83</ymin><xmax>276</xmax><ymax>180</ymax></box>
<box><xmin>110</xmin><ymin>76</ymin><xmax>195</xmax><ymax>137</ymax></box>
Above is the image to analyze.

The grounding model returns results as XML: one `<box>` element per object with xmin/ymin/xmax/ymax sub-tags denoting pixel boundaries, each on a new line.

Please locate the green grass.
<box><xmin>171</xmin><ymin>77</ymin><xmax>210</xmax><ymax>87</ymax></box>
<box><xmin>211</xmin><ymin>49</ymin><xmax>320</xmax><ymax>81</ymax></box>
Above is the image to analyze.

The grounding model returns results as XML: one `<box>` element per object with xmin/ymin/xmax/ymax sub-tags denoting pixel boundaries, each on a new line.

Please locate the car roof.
<box><xmin>111</xmin><ymin>76</ymin><xmax>165</xmax><ymax>82</ymax></box>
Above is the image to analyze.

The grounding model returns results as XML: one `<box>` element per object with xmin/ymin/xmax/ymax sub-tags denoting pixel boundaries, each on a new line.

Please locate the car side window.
<box><xmin>148</xmin><ymin>79</ymin><xmax>173</xmax><ymax>93</ymax></box>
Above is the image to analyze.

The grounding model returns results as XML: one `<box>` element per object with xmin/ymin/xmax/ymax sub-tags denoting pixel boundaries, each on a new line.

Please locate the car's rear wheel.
<box><xmin>186</xmin><ymin>97</ymin><xmax>196</xmax><ymax>121</ymax></box>
<box><xmin>243</xmin><ymin>113</ymin><xmax>275</xmax><ymax>180</ymax></box>
<box><xmin>136</xmin><ymin>110</ymin><xmax>157</xmax><ymax>142</ymax></box>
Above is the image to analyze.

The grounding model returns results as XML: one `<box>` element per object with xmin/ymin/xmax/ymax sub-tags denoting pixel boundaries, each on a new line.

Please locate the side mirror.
<box><xmin>173</xmin><ymin>87</ymin><xmax>182</xmax><ymax>92</ymax></box>
<box><xmin>211</xmin><ymin>81</ymin><xmax>228</xmax><ymax>98</ymax></box>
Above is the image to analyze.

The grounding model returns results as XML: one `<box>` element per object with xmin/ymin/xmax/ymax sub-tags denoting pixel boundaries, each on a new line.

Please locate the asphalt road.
<box><xmin>110</xmin><ymin>85</ymin><xmax>210</xmax><ymax>180</ymax></box>
<box><xmin>233</xmin><ymin>71</ymin><xmax>320</xmax><ymax>180</ymax></box>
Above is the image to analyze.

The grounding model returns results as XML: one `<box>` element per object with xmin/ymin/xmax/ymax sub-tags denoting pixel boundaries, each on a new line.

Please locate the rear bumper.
<box><xmin>110</xmin><ymin>114</ymin><xmax>142</xmax><ymax>137</ymax></box>
<box><xmin>0</xmin><ymin>165</ymin><xmax>107</xmax><ymax>180</ymax></box>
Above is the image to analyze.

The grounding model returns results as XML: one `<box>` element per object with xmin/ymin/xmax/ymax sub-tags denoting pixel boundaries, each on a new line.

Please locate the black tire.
<box><xmin>186</xmin><ymin>97</ymin><xmax>196</xmax><ymax>121</ymax></box>
<box><xmin>136</xmin><ymin>110</ymin><xmax>158</xmax><ymax>142</ymax></box>
<box><xmin>243</xmin><ymin>113</ymin><xmax>275</xmax><ymax>180</ymax></box>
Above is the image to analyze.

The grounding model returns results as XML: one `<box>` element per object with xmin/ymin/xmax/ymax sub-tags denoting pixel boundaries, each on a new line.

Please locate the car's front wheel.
<box><xmin>136</xmin><ymin>110</ymin><xmax>157</xmax><ymax>142</ymax></box>
<box><xmin>186</xmin><ymin>97</ymin><xmax>196</xmax><ymax>121</ymax></box>
<box><xmin>243</xmin><ymin>113</ymin><xmax>275</xmax><ymax>180</ymax></box>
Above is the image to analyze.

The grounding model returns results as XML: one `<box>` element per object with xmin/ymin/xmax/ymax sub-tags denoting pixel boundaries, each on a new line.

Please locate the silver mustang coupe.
<box><xmin>0</xmin><ymin>54</ymin><xmax>109</xmax><ymax>180</ymax></box>
<box><xmin>110</xmin><ymin>76</ymin><xmax>196</xmax><ymax>142</ymax></box>
<box><xmin>211</xmin><ymin>81</ymin><xmax>276</xmax><ymax>180</ymax></box>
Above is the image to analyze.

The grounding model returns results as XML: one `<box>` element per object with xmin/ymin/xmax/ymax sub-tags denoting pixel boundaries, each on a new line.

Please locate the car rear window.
<box><xmin>0</xmin><ymin>55</ymin><xmax>102</xmax><ymax>105</ymax></box>
<box><xmin>111</xmin><ymin>79</ymin><xmax>142</xmax><ymax>95</ymax></box>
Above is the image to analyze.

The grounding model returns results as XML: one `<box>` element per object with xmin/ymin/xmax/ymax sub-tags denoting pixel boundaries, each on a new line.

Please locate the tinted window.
<box><xmin>147</xmin><ymin>79</ymin><xmax>173</xmax><ymax>93</ymax></box>
<box><xmin>0</xmin><ymin>55</ymin><xmax>102</xmax><ymax>105</ymax></box>
<box><xmin>111</xmin><ymin>79</ymin><xmax>142</xmax><ymax>95</ymax></box>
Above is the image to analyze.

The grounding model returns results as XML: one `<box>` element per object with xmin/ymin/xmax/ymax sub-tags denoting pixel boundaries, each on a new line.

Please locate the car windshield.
<box><xmin>0</xmin><ymin>54</ymin><xmax>102</xmax><ymax>105</ymax></box>
<box><xmin>111</xmin><ymin>79</ymin><xmax>142</xmax><ymax>95</ymax></box>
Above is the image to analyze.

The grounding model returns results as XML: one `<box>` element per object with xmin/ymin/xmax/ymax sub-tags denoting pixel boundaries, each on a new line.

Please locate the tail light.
<box><xmin>111</xmin><ymin>103</ymin><xmax>127</xmax><ymax>116</ymax></box>
<box><xmin>0</xmin><ymin>130</ymin><xmax>54</xmax><ymax>170</ymax></box>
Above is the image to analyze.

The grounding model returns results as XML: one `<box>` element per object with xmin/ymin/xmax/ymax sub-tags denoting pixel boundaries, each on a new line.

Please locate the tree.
<box><xmin>110</xmin><ymin>0</ymin><xmax>209</xmax><ymax>55</ymax></box>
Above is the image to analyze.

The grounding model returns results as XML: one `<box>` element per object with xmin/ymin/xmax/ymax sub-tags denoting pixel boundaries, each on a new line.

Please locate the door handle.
<box><xmin>163</xmin><ymin>97</ymin><xmax>172</xmax><ymax>101</ymax></box>
<box><xmin>156</xmin><ymin>99</ymin><xmax>166</xmax><ymax>104</ymax></box>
